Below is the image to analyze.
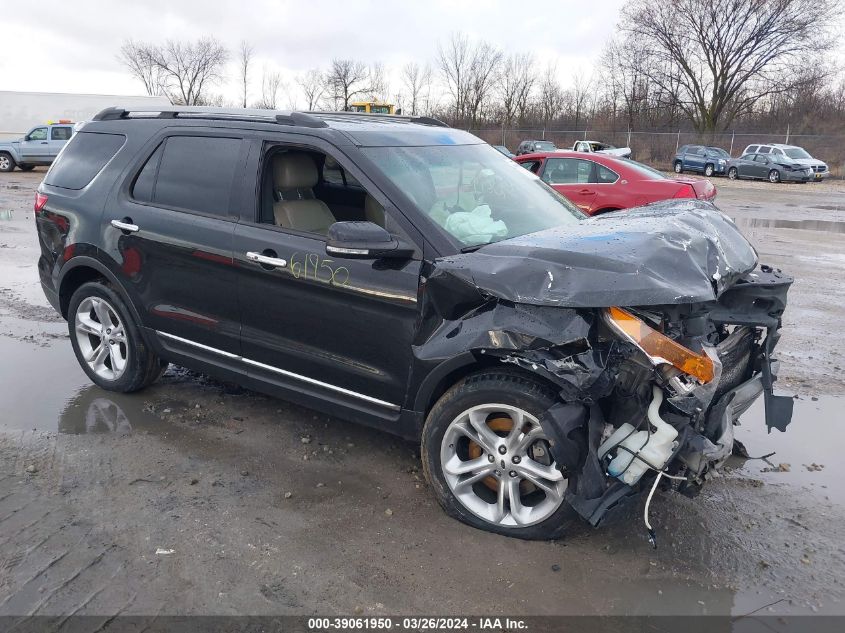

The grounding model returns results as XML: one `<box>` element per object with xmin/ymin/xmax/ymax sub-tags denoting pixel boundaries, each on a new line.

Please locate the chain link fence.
<box><xmin>469</xmin><ymin>127</ymin><xmax>844</xmax><ymax>178</ymax></box>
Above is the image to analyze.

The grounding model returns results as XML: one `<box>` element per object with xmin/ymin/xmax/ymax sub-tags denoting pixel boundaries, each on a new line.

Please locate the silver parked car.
<box><xmin>741</xmin><ymin>143</ymin><xmax>829</xmax><ymax>181</ymax></box>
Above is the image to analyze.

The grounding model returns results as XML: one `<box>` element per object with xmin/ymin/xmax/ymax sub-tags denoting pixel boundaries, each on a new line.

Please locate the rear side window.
<box><xmin>746</xmin><ymin>145</ymin><xmax>759</xmax><ymax>154</ymax></box>
<box><xmin>51</xmin><ymin>127</ymin><xmax>73</xmax><ymax>141</ymax></box>
<box><xmin>44</xmin><ymin>132</ymin><xmax>125</xmax><ymax>190</ymax></box>
<box><xmin>132</xmin><ymin>136</ymin><xmax>241</xmax><ymax>217</ymax></box>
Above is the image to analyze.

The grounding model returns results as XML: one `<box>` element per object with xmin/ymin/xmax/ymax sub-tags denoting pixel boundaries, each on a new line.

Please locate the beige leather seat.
<box><xmin>364</xmin><ymin>194</ymin><xmax>385</xmax><ymax>227</ymax></box>
<box><xmin>272</xmin><ymin>153</ymin><xmax>336</xmax><ymax>234</ymax></box>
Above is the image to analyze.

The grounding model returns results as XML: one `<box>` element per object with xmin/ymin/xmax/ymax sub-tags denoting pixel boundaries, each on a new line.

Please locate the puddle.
<box><xmin>728</xmin><ymin>395</ymin><xmax>844</xmax><ymax>504</ymax></box>
<box><xmin>733</xmin><ymin>217</ymin><xmax>845</xmax><ymax>233</ymax></box>
<box><xmin>0</xmin><ymin>337</ymin><xmax>165</xmax><ymax>434</ymax></box>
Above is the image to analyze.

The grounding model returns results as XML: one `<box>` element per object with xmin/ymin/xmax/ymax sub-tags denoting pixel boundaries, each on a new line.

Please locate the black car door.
<box><xmin>232</xmin><ymin>135</ymin><xmax>423</xmax><ymax>420</ymax></box>
<box><xmin>107</xmin><ymin>132</ymin><xmax>247</xmax><ymax>356</ymax></box>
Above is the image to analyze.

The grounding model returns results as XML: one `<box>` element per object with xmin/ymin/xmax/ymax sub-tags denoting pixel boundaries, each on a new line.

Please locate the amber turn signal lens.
<box><xmin>606</xmin><ymin>306</ymin><xmax>715</xmax><ymax>383</ymax></box>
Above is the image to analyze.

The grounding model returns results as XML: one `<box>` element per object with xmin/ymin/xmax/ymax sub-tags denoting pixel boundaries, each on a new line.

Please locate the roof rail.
<box><xmin>91</xmin><ymin>106</ymin><xmax>328</xmax><ymax>128</ymax></box>
<box><xmin>303</xmin><ymin>110</ymin><xmax>449</xmax><ymax>128</ymax></box>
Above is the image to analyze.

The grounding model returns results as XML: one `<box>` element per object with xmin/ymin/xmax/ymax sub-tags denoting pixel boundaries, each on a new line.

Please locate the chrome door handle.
<box><xmin>111</xmin><ymin>219</ymin><xmax>139</xmax><ymax>232</ymax></box>
<box><xmin>246</xmin><ymin>252</ymin><xmax>287</xmax><ymax>267</ymax></box>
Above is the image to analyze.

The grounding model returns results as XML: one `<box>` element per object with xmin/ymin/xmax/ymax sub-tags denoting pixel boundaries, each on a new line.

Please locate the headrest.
<box><xmin>273</xmin><ymin>153</ymin><xmax>319</xmax><ymax>189</ymax></box>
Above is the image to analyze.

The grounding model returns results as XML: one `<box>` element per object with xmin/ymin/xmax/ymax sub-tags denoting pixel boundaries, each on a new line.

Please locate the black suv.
<box><xmin>36</xmin><ymin>107</ymin><xmax>794</xmax><ymax>540</ymax></box>
<box><xmin>516</xmin><ymin>139</ymin><xmax>557</xmax><ymax>155</ymax></box>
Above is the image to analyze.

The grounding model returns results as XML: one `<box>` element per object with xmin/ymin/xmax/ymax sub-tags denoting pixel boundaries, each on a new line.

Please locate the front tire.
<box><xmin>0</xmin><ymin>152</ymin><xmax>16</xmax><ymax>172</ymax></box>
<box><xmin>673</xmin><ymin>161</ymin><xmax>683</xmax><ymax>174</ymax></box>
<box><xmin>68</xmin><ymin>281</ymin><xmax>164</xmax><ymax>393</ymax></box>
<box><xmin>704</xmin><ymin>163</ymin><xmax>715</xmax><ymax>177</ymax></box>
<box><xmin>728</xmin><ymin>167</ymin><xmax>738</xmax><ymax>180</ymax></box>
<box><xmin>421</xmin><ymin>370</ymin><xmax>579</xmax><ymax>540</ymax></box>
<box><xmin>768</xmin><ymin>169</ymin><xmax>781</xmax><ymax>183</ymax></box>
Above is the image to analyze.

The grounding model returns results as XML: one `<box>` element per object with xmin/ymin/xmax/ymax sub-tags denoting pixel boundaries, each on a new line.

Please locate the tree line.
<box><xmin>120</xmin><ymin>0</ymin><xmax>843</xmax><ymax>138</ymax></box>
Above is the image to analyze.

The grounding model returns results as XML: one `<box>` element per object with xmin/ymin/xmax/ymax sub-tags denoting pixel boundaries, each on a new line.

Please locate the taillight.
<box><xmin>673</xmin><ymin>184</ymin><xmax>695</xmax><ymax>199</ymax></box>
<box><xmin>34</xmin><ymin>192</ymin><xmax>48</xmax><ymax>213</ymax></box>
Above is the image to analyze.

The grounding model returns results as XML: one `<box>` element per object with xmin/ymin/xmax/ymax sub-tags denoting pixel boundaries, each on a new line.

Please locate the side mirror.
<box><xmin>325</xmin><ymin>221</ymin><xmax>414</xmax><ymax>260</ymax></box>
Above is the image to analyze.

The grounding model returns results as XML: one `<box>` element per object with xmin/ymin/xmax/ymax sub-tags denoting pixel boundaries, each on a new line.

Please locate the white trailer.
<box><xmin>0</xmin><ymin>91</ymin><xmax>171</xmax><ymax>140</ymax></box>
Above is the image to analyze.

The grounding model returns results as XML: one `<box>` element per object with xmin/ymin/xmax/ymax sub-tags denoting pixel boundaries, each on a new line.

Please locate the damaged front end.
<box><xmin>417</xmin><ymin>202</ymin><xmax>793</xmax><ymax>533</ymax></box>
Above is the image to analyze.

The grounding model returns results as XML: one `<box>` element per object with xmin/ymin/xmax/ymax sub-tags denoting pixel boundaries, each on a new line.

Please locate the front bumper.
<box><xmin>781</xmin><ymin>170</ymin><xmax>812</xmax><ymax>182</ymax></box>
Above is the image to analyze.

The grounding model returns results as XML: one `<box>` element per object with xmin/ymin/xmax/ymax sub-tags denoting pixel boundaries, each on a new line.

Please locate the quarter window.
<box><xmin>43</xmin><ymin>132</ymin><xmax>125</xmax><ymax>190</ymax></box>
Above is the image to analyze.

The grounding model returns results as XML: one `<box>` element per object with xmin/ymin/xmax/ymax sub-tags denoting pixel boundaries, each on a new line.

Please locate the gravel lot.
<box><xmin>1</xmin><ymin>169</ymin><xmax>843</xmax><ymax>619</ymax></box>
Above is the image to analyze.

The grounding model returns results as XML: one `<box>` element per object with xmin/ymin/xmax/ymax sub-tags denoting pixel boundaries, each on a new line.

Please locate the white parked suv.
<box><xmin>741</xmin><ymin>143</ymin><xmax>829</xmax><ymax>181</ymax></box>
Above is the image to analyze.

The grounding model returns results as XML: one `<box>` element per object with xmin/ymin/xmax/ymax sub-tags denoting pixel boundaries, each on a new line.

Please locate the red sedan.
<box><xmin>515</xmin><ymin>151</ymin><xmax>716</xmax><ymax>216</ymax></box>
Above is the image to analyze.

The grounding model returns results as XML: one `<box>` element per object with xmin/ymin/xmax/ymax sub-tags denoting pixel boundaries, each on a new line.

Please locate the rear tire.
<box><xmin>68</xmin><ymin>281</ymin><xmax>164</xmax><ymax>393</ymax></box>
<box><xmin>0</xmin><ymin>152</ymin><xmax>15</xmax><ymax>172</ymax></box>
<box><xmin>673</xmin><ymin>161</ymin><xmax>683</xmax><ymax>174</ymax></box>
<box><xmin>704</xmin><ymin>163</ymin><xmax>715</xmax><ymax>177</ymax></box>
<box><xmin>728</xmin><ymin>167</ymin><xmax>738</xmax><ymax>180</ymax></box>
<box><xmin>421</xmin><ymin>369</ymin><xmax>580</xmax><ymax>540</ymax></box>
<box><xmin>768</xmin><ymin>169</ymin><xmax>781</xmax><ymax>183</ymax></box>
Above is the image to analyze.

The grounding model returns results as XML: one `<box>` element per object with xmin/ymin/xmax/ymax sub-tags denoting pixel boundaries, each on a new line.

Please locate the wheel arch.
<box><xmin>58</xmin><ymin>257</ymin><xmax>146</xmax><ymax>332</ymax></box>
<box><xmin>413</xmin><ymin>352</ymin><xmax>562</xmax><ymax>420</ymax></box>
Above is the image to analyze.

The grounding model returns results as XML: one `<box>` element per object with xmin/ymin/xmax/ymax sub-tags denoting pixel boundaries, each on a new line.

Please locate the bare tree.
<box><xmin>619</xmin><ymin>0</ymin><xmax>840</xmax><ymax>131</ymax></box>
<box><xmin>324</xmin><ymin>59</ymin><xmax>371</xmax><ymax>110</ymax></box>
<box><xmin>238</xmin><ymin>40</ymin><xmax>254</xmax><ymax>108</ymax></box>
<box><xmin>297</xmin><ymin>69</ymin><xmax>325</xmax><ymax>110</ymax></box>
<box><xmin>119</xmin><ymin>40</ymin><xmax>166</xmax><ymax>97</ymax></box>
<box><xmin>120</xmin><ymin>37</ymin><xmax>228</xmax><ymax>106</ymax></box>
<box><xmin>537</xmin><ymin>65</ymin><xmax>566</xmax><ymax>125</ymax></box>
<box><xmin>401</xmin><ymin>62</ymin><xmax>433</xmax><ymax>116</ymax></box>
<box><xmin>570</xmin><ymin>71</ymin><xmax>594</xmax><ymax>129</ymax></box>
<box><xmin>437</xmin><ymin>32</ymin><xmax>502</xmax><ymax>126</ymax></box>
<box><xmin>498</xmin><ymin>53</ymin><xmax>535</xmax><ymax>125</ymax></box>
<box><xmin>254</xmin><ymin>67</ymin><xmax>283</xmax><ymax>109</ymax></box>
<box><xmin>368</xmin><ymin>63</ymin><xmax>389</xmax><ymax>102</ymax></box>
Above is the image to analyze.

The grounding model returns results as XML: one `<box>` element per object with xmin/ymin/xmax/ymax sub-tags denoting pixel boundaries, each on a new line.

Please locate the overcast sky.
<box><xmin>0</xmin><ymin>0</ymin><xmax>628</xmax><ymax>106</ymax></box>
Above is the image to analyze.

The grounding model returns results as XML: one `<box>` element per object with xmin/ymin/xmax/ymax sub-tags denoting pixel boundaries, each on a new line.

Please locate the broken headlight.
<box><xmin>605</xmin><ymin>307</ymin><xmax>715</xmax><ymax>384</ymax></box>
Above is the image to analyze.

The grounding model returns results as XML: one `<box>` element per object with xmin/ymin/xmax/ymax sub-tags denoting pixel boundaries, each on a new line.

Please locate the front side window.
<box><xmin>27</xmin><ymin>127</ymin><xmax>48</xmax><ymax>141</ymax></box>
<box><xmin>133</xmin><ymin>136</ymin><xmax>241</xmax><ymax>217</ymax></box>
<box><xmin>758</xmin><ymin>146</ymin><xmax>772</xmax><ymax>154</ymax></box>
<box><xmin>362</xmin><ymin>143</ymin><xmax>583</xmax><ymax>248</ymax></box>
<box><xmin>51</xmin><ymin>127</ymin><xmax>73</xmax><ymax>141</ymax></box>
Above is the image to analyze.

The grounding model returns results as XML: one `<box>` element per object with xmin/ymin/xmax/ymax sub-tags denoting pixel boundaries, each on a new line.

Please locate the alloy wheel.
<box><xmin>440</xmin><ymin>404</ymin><xmax>567</xmax><ymax>528</ymax></box>
<box><xmin>0</xmin><ymin>156</ymin><xmax>10</xmax><ymax>171</ymax></box>
<box><xmin>769</xmin><ymin>170</ymin><xmax>780</xmax><ymax>183</ymax></box>
<box><xmin>74</xmin><ymin>296</ymin><xmax>128</xmax><ymax>381</ymax></box>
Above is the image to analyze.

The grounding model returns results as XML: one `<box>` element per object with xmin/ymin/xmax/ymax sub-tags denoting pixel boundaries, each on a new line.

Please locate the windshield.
<box><xmin>784</xmin><ymin>148</ymin><xmax>811</xmax><ymax>160</ymax></box>
<box><xmin>535</xmin><ymin>141</ymin><xmax>556</xmax><ymax>151</ymax></box>
<box><xmin>362</xmin><ymin>144</ymin><xmax>584</xmax><ymax>248</ymax></box>
<box><xmin>707</xmin><ymin>147</ymin><xmax>730</xmax><ymax>158</ymax></box>
<box><xmin>619</xmin><ymin>158</ymin><xmax>666</xmax><ymax>179</ymax></box>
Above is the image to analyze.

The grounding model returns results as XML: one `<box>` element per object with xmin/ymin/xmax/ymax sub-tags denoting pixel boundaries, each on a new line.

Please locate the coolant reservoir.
<box><xmin>597</xmin><ymin>386</ymin><xmax>678</xmax><ymax>486</ymax></box>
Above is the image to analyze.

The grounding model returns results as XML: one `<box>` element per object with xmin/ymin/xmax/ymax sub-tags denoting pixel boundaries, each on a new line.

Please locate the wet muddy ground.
<box><xmin>1</xmin><ymin>170</ymin><xmax>844</xmax><ymax>618</ymax></box>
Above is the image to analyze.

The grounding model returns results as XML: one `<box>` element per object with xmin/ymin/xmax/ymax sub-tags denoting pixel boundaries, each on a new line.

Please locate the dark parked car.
<box><xmin>37</xmin><ymin>107</ymin><xmax>793</xmax><ymax>540</ymax></box>
<box><xmin>673</xmin><ymin>145</ymin><xmax>730</xmax><ymax>177</ymax></box>
<box><xmin>516</xmin><ymin>139</ymin><xmax>556</xmax><ymax>155</ymax></box>
<box><xmin>727</xmin><ymin>152</ymin><xmax>813</xmax><ymax>183</ymax></box>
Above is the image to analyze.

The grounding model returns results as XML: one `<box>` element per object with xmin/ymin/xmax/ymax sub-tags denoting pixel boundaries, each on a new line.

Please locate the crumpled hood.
<box><xmin>786</xmin><ymin>157</ymin><xmax>826</xmax><ymax>168</ymax></box>
<box><xmin>431</xmin><ymin>200</ymin><xmax>759</xmax><ymax>308</ymax></box>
